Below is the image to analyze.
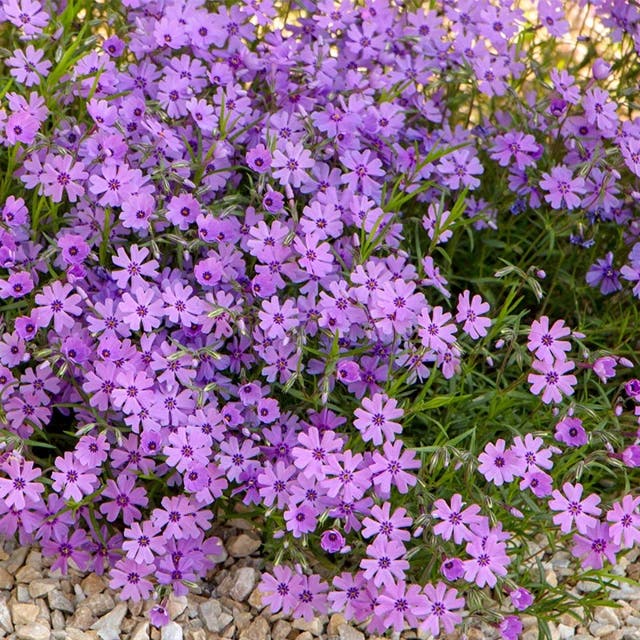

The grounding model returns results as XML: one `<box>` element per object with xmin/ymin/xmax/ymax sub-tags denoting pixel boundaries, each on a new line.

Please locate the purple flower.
<box><xmin>527</xmin><ymin>316</ymin><xmax>572</xmax><ymax>363</ymax></box>
<box><xmin>456</xmin><ymin>291</ymin><xmax>491</xmax><ymax>339</ymax></box>
<box><xmin>586</xmin><ymin>253</ymin><xmax>622</xmax><ymax>295</ymax></box>
<box><xmin>360</xmin><ymin>537</ymin><xmax>409</xmax><ymax>587</ymax></box>
<box><xmin>100</xmin><ymin>474</ymin><xmax>148</xmax><ymax>524</ymax></box>
<box><xmin>463</xmin><ymin>534</ymin><xmax>510</xmax><ymax>587</ymax></box>
<box><xmin>320</xmin><ymin>529</ymin><xmax>345</xmax><ymax>553</ymax></box>
<box><xmin>528</xmin><ymin>358</ymin><xmax>577</xmax><ymax>404</ymax></box>
<box><xmin>0</xmin><ymin>458</ymin><xmax>43</xmax><ymax>509</ymax></box>
<box><xmin>554</xmin><ymin>416</ymin><xmax>588</xmax><ymax>447</ymax></box>
<box><xmin>353</xmin><ymin>393</ymin><xmax>403</xmax><ymax>445</ymax></box>
<box><xmin>432</xmin><ymin>494</ymin><xmax>483</xmax><ymax>544</ymax></box>
<box><xmin>7</xmin><ymin>45</ymin><xmax>51</xmax><ymax>86</ymax></box>
<box><xmin>109</xmin><ymin>558</ymin><xmax>155</xmax><ymax>602</ymax></box>
<box><xmin>420</xmin><ymin>582</ymin><xmax>465</xmax><ymax>636</ymax></box>
<box><xmin>478</xmin><ymin>439</ymin><xmax>525</xmax><ymax>486</ymax></box>
<box><xmin>374</xmin><ymin>580</ymin><xmax>429</xmax><ymax>633</ymax></box>
<box><xmin>440</xmin><ymin>558</ymin><xmax>465</xmax><ymax>581</ymax></box>
<box><xmin>499</xmin><ymin>615</ymin><xmax>523</xmax><ymax>640</ymax></box>
<box><xmin>548</xmin><ymin>482</ymin><xmax>602</xmax><ymax>534</ymax></box>
<box><xmin>34</xmin><ymin>281</ymin><xmax>83</xmax><ymax>333</ymax></box>
<box><xmin>272</xmin><ymin>142</ymin><xmax>315</xmax><ymax>188</ymax></box>
<box><xmin>51</xmin><ymin>453</ymin><xmax>98</xmax><ymax>502</ymax></box>
<box><xmin>510</xmin><ymin>587</ymin><xmax>534</xmax><ymax>611</ymax></box>
<box><xmin>539</xmin><ymin>165</ymin><xmax>586</xmax><ymax>210</ymax></box>
<box><xmin>340</xmin><ymin>149</ymin><xmax>384</xmax><ymax>196</ymax></box>
<box><xmin>259</xmin><ymin>566</ymin><xmax>304</xmax><ymax>615</ymax></box>
<box><xmin>246</xmin><ymin>144</ymin><xmax>272</xmax><ymax>173</ymax></box>
<box><xmin>572</xmin><ymin>523</ymin><xmax>619</xmax><ymax>570</ymax></box>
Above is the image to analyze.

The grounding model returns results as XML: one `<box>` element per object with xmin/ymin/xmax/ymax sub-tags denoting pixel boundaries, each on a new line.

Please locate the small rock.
<box><xmin>236</xmin><ymin>611</ymin><xmax>253</xmax><ymax>632</ymax></box>
<box><xmin>328</xmin><ymin>614</ymin><xmax>347</xmax><ymax>636</ymax></box>
<box><xmin>296</xmin><ymin>633</ymin><xmax>313</xmax><ymax>640</ymax></box>
<box><xmin>66</xmin><ymin>630</ymin><xmax>100</xmax><ymax>640</ymax></box>
<box><xmin>239</xmin><ymin>617</ymin><xmax>269</xmax><ymax>640</ymax></box>
<box><xmin>0</xmin><ymin>596</ymin><xmax>13</xmax><ymax>632</ymax></box>
<box><xmin>199</xmin><ymin>600</ymin><xmax>233</xmax><ymax>633</ymax></box>
<box><xmin>596</xmin><ymin>607</ymin><xmax>621</xmax><ymax>628</ymax></box>
<box><xmin>130</xmin><ymin>621</ymin><xmax>150</xmax><ymax>640</ymax></box>
<box><xmin>48</xmin><ymin>589</ymin><xmax>75</xmax><ymax>613</ymax></box>
<box><xmin>68</xmin><ymin>605</ymin><xmax>96</xmax><ymax>630</ymax></box>
<box><xmin>545</xmin><ymin>569</ymin><xmax>558</xmax><ymax>588</ymax></box>
<box><xmin>91</xmin><ymin>602</ymin><xmax>127</xmax><ymax>640</ymax></box>
<box><xmin>28</xmin><ymin>579</ymin><xmax>57</xmax><ymax>599</ymax></box>
<box><xmin>622</xmin><ymin>627</ymin><xmax>640</xmax><ymax>640</ymax></box>
<box><xmin>162</xmin><ymin>622</ymin><xmax>183</xmax><ymax>640</ymax></box>
<box><xmin>81</xmin><ymin>575</ymin><xmax>105</xmax><ymax>597</ymax></box>
<box><xmin>16</xmin><ymin>585</ymin><xmax>30</xmax><ymax>602</ymax></box>
<box><xmin>247</xmin><ymin>587</ymin><xmax>264</xmax><ymax>611</ymax></box>
<box><xmin>272</xmin><ymin>619</ymin><xmax>292</xmax><ymax>640</ymax></box>
<box><xmin>15</xmin><ymin>623</ymin><xmax>50</xmax><ymax>640</ymax></box>
<box><xmin>558</xmin><ymin>623</ymin><xmax>576</xmax><ymax>640</ymax></box>
<box><xmin>168</xmin><ymin>594</ymin><xmax>188</xmax><ymax>620</ymax></box>
<box><xmin>51</xmin><ymin>610</ymin><xmax>65</xmax><ymax>631</ymax></box>
<box><xmin>627</xmin><ymin>616</ymin><xmax>640</xmax><ymax>626</ymax></box>
<box><xmin>11</xmin><ymin>603</ymin><xmax>39</xmax><ymax>625</ymax></box>
<box><xmin>338</xmin><ymin>624</ymin><xmax>365</xmax><ymax>640</ymax></box>
<box><xmin>229</xmin><ymin>568</ymin><xmax>258</xmax><ymax>602</ymax></box>
<box><xmin>74</xmin><ymin>583</ymin><xmax>86</xmax><ymax>603</ymax></box>
<box><xmin>5</xmin><ymin>546</ymin><xmax>28</xmax><ymax>573</ymax></box>
<box><xmin>590</xmin><ymin>623</ymin><xmax>618</xmax><ymax>637</ymax></box>
<box><xmin>0</xmin><ymin>568</ymin><xmax>14</xmax><ymax>591</ymax></box>
<box><xmin>227</xmin><ymin>534</ymin><xmax>261</xmax><ymax>558</ymax></box>
<box><xmin>15</xmin><ymin>566</ymin><xmax>41</xmax><ymax>583</ymax></box>
<box><xmin>292</xmin><ymin>616</ymin><xmax>324</xmax><ymax>636</ymax></box>
<box><xmin>25</xmin><ymin>550</ymin><xmax>42</xmax><ymax>569</ymax></box>
<box><xmin>85</xmin><ymin>592</ymin><xmax>116</xmax><ymax>617</ymax></box>
<box><xmin>185</xmin><ymin>630</ymin><xmax>206</xmax><ymax>640</ymax></box>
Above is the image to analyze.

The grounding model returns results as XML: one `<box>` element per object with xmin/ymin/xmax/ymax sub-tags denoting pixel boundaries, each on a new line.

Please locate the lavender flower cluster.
<box><xmin>1</xmin><ymin>0</ymin><xmax>640</xmax><ymax>636</ymax></box>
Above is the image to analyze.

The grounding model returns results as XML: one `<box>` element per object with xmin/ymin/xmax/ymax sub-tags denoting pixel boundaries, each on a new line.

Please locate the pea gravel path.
<box><xmin>1</xmin><ymin>524</ymin><xmax>640</xmax><ymax>640</ymax></box>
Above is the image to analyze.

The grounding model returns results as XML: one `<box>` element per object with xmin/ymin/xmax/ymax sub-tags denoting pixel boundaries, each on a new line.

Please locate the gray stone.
<box><xmin>590</xmin><ymin>623</ymin><xmax>618</xmax><ymax>637</ymax></box>
<box><xmin>85</xmin><ymin>592</ymin><xmax>115</xmax><ymax>617</ymax></box>
<box><xmin>91</xmin><ymin>602</ymin><xmax>128</xmax><ymax>640</ymax></box>
<box><xmin>28</xmin><ymin>579</ymin><xmax>57</xmax><ymax>599</ymax></box>
<box><xmin>558</xmin><ymin>623</ymin><xmax>576</xmax><ymax>640</ymax></box>
<box><xmin>15</xmin><ymin>623</ymin><xmax>50</xmax><ymax>640</ymax></box>
<box><xmin>162</xmin><ymin>622</ymin><xmax>183</xmax><ymax>640</ymax></box>
<box><xmin>15</xmin><ymin>566</ymin><xmax>41</xmax><ymax>583</ymax></box>
<box><xmin>51</xmin><ymin>610</ymin><xmax>65</xmax><ymax>631</ymax></box>
<box><xmin>0</xmin><ymin>568</ymin><xmax>14</xmax><ymax>591</ymax></box>
<box><xmin>17</xmin><ymin>585</ymin><xmax>31</xmax><ymax>602</ymax></box>
<box><xmin>67</xmin><ymin>605</ymin><xmax>95</xmax><ymax>630</ymax></box>
<box><xmin>226</xmin><ymin>534</ymin><xmax>261</xmax><ymax>558</ymax></box>
<box><xmin>199</xmin><ymin>600</ymin><xmax>233</xmax><ymax>633</ymax></box>
<box><xmin>167</xmin><ymin>594</ymin><xmax>188</xmax><ymax>620</ymax></box>
<box><xmin>272</xmin><ymin>619</ymin><xmax>292</xmax><ymax>640</ymax></box>
<box><xmin>80</xmin><ymin>574</ymin><xmax>105</xmax><ymax>597</ymax></box>
<box><xmin>10</xmin><ymin>602</ymin><xmax>39</xmax><ymax>625</ymax></box>
<box><xmin>130</xmin><ymin>621</ymin><xmax>150</xmax><ymax>640</ymax></box>
<box><xmin>239</xmin><ymin>616</ymin><xmax>269</xmax><ymax>640</ymax></box>
<box><xmin>5</xmin><ymin>546</ymin><xmax>28</xmax><ymax>573</ymax></box>
<box><xmin>229</xmin><ymin>568</ymin><xmax>258</xmax><ymax>602</ymax></box>
<box><xmin>292</xmin><ymin>616</ymin><xmax>324</xmax><ymax>636</ymax></box>
<box><xmin>338</xmin><ymin>624</ymin><xmax>365</xmax><ymax>640</ymax></box>
<box><xmin>48</xmin><ymin>589</ymin><xmax>75</xmax><ymax>613</ymax></box>
<box><xmin>0</xmin><ymin>596</ymin><xmax>12</xmax><ymax>633</ymax></box>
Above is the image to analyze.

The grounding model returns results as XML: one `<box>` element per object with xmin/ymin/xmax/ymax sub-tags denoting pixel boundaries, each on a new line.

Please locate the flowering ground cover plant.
<box><xmin>0</xmin><ymin>0</ymin><xmax>640</xmax><ymax>637</ymax></box>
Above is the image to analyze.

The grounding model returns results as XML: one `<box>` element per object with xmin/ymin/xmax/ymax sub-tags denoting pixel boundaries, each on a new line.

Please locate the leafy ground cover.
<box><xmin>0</xmin><ymin>0</ymin><xmax>639</xmax><ymax>637</ymax></box>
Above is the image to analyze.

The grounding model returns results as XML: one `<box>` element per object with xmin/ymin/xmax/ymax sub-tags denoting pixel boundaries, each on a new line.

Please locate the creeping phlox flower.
<box><xmin>0</xmin><ymin>0</ymin><xmax>637</xmax><ymax>635</ymax></box>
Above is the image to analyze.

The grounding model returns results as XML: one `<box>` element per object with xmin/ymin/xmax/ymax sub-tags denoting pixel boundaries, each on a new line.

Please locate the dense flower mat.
<box><xmin>0</xmin><ymin>0</ymin><xmax>640</xmax><ymax>637</ymax></box>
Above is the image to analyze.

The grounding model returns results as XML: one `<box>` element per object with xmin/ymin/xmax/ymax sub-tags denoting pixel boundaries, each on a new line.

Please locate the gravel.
<box><xmin>0</xmin><ymin>529</ymin><xmax>636</xmax><ymax>640</ymax></box>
